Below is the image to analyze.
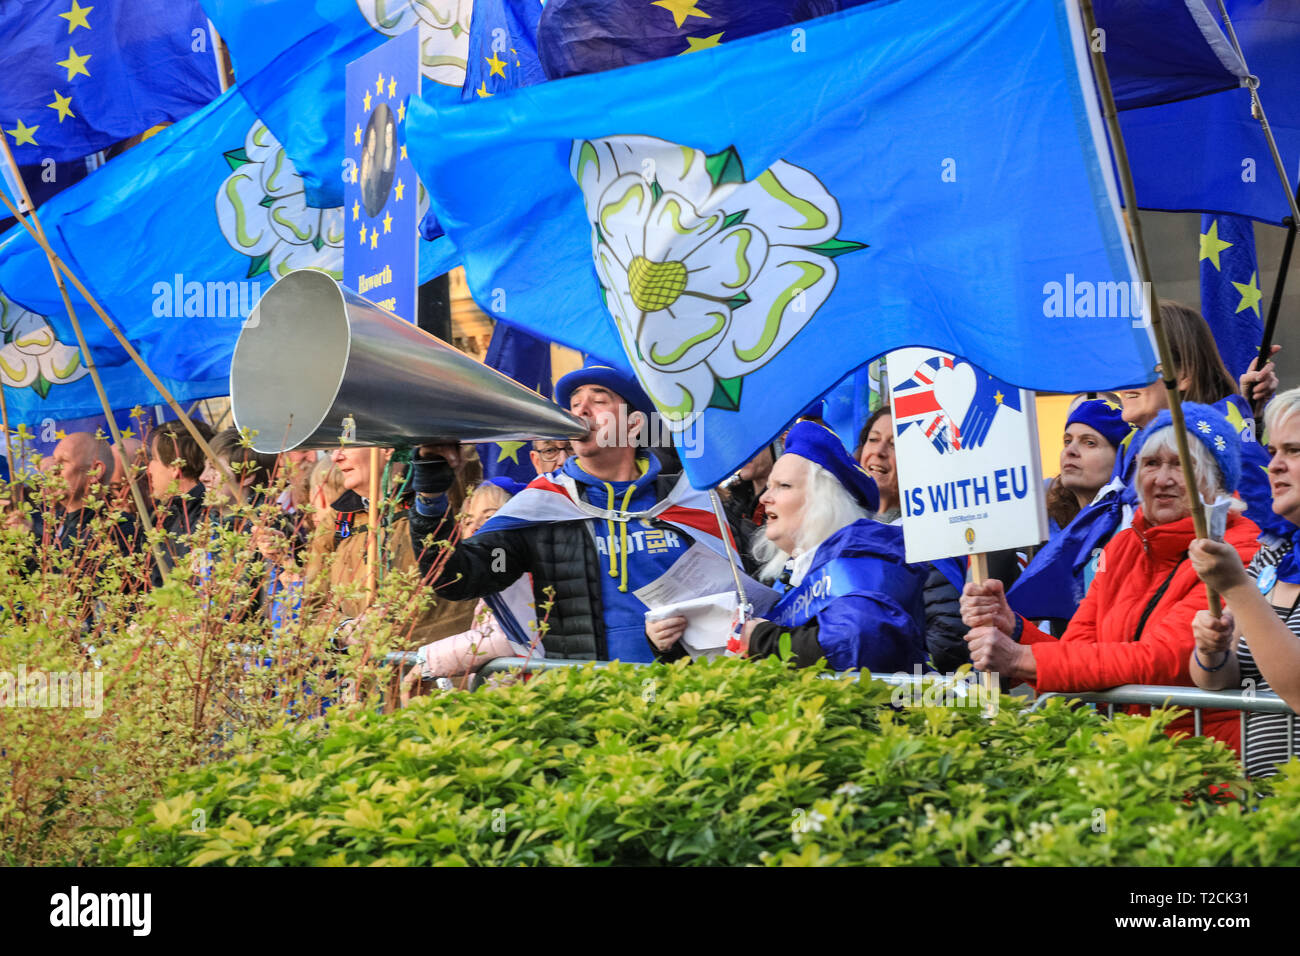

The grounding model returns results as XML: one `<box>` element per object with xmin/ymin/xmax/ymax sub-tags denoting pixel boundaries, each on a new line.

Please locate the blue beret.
<box><xmin>782</xmin><ymin>420</ymin><xmax>880</xmax><ymax>513</ymax></box>
<box><xmin>1066</xmin><ymin>398</ymin><xmax>1132</xmax><ymax>449</ymax></box>
<box><xmin>555</xmin><ymin>364</ymin><xmax>655</xmax><ymax>417</ymax></box>
<box><xmin>1135</xmin><ymin>402</ymin><xmax>1241</xmax><ymax>493</ymax></box>
<box><xmin>482</xmin><ymin>475</ymin><xmax>526</xmax><ymax>496</ymax></box>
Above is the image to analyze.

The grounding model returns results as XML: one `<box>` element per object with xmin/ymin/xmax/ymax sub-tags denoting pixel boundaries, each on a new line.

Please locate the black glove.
<box><xmin>410</xmin><ymin>453</ymin><xmax>454</xmax><ymax>497</ymax></box>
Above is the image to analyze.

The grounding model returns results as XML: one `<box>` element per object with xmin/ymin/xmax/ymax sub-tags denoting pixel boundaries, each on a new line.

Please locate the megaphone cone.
<box><xmin>230</xmin><ymin>269</ymin><xmax>588</xmax><ymax>453</ymax></box>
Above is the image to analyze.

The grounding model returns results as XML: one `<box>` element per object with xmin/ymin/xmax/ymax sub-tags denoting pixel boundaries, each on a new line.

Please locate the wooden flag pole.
<box><xmin>366</xmin><ymin>447</ymin><xmax>381</xmax><ymax>606</ymax></box>
<box><xmin>0</xmin><ymin>186</ymin><xmax>238</xmax><ymax>493</ymax></box>
<box><xmin>0</xmin><ymin>145</ymin><xmax>171</xmax><ymax>572</ymax></box>
<box><xmin>968</xmin><ymin>552</ymin><xmax>999</xmax><ymax>712</ymax></box>
<box><xmin>1080</xmin><ymin>0</ymin><xmax>1221</xmax><ymax>616</ymax></box>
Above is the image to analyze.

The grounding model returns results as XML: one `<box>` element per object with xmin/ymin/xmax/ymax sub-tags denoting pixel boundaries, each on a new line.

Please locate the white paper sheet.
<box><xmin>632</xmin><ymin>541</ymin><xmax>779</xmax><ymax>613</ymax></box>
<box><xmin>645</xmin><ymin>591</ymin><xmax>737</xmax><ymax>660</ymax></box>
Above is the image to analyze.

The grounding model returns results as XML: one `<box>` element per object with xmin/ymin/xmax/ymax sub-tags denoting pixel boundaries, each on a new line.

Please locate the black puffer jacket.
<box><xmin>409</xmin><ymin>464</ymin><xmax>707</xmax><ymax>661</ymax></box>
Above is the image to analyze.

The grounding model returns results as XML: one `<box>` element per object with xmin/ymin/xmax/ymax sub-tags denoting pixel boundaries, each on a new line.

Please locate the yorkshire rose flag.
<box><xmin>408</xmin><ymin>0</ymin><xmax>1157</xmax><ymax>489</ymax></box>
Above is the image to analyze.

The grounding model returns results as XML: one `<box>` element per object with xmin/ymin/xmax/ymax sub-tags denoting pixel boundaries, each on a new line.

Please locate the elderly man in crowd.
<box><xmin>22</xmin><ymin>431</ymin><xmax>119</xmax><ymax>553</ymax></box>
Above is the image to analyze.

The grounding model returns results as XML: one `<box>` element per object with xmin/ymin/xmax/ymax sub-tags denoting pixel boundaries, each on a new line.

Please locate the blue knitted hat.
<box><xmin>1066</xmin><ymin>398</ymin><xmax>1132</xmax><ymax>450</ymax></box>
<box><xmin>1135</xmin><ymin>402</ymin><xmax>1241</xmax><ymax>493</ymax></box>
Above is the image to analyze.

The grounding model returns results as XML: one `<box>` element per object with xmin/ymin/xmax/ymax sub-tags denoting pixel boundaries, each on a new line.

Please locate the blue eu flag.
<box><xmin>463</xmin><ymin>0</ymin><xmax>546</xmax><ymax>101</ymax></box>
<box><xmin>408</xmin><ymin>0</ymin><xmax>1157</xmax><ymax>489</ymax></box>
<box><xmin>0</xmin><ymin>0</ymin><xmax>219</xmax><ymax>164</ymax></box>
<box><xmin>1120</xmin><ymin>0</ymin><xmax>1300</xmax><ymax>225</ymax></box>
<box><xmin>1199</xmin><ymin>213</ymin><xmax>1263</xmax><ymax>381</ymax></box>
<box><xmin>479</xmin><ymin>320</ymin><xmax>553</xmax><ymax>486</ymax></box>
<box><xmin>0</xmin><ymin>87</ymin><xmax>341</xmax><ymax>406</ymax></box>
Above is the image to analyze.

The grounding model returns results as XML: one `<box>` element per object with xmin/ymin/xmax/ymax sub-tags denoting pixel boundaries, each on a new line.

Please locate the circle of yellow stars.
<box><xmin>1199</xmin><ymin>218</ymin><xmax>1263</xmax><ymax>318</ymax></box>
<box><xmin>4</xmin><ymin>1</ymin><xmax>94</xmax><ymax>148</ymax></box>
<box><xmin>351</xmin><ymin>70</ymin><xmax>408</xmax><ymax>250</ymax></box>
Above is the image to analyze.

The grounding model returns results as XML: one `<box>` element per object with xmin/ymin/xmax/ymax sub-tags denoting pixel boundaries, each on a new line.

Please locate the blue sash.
<box><xmin>772</xmin><ymin>555</ymin><xmax>920</xmax><ymax>628</ymax></box>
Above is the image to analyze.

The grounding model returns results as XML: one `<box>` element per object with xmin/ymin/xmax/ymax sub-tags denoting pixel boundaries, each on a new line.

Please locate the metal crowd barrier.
<box><xmin>1029</xmin><ymin>683</ymin><xmax>1298</xmax><ymax>770</ymax></box>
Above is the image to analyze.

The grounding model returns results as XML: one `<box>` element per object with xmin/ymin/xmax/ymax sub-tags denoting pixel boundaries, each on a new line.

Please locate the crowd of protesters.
<box><xmin>3</xmin><ymin>298</ymin><xmax>1299</xmax><ymax>778</ymax></box>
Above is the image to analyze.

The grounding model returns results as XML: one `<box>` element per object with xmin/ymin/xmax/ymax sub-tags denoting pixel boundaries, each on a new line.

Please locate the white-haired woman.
<box><xmin>710</xmin><ymin>421</ymin><xmax>925</xmax><ymax>672</ymax></box>
<box><xmin>1188</xmin><ymin>386</ymin><xmax>1300</xmax><ymax>776</ymax></box>
<box><xmin>961</xmin><ymin>402</ymin><xmax>1259</xmax><ymax>753</ymax></box>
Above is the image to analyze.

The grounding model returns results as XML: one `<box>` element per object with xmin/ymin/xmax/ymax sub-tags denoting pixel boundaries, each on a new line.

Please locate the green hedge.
<box><xmin>104</xmin><ymin>658</ymin><xmax>1300</xmax><ymax>866</ymax></box>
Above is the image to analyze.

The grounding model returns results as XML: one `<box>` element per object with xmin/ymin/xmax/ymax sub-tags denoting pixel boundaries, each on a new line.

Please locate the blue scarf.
<box><xmin>1262</xmin><ymin>528</ymin><xmax>1300</xmax><ymax>593</ymax></box>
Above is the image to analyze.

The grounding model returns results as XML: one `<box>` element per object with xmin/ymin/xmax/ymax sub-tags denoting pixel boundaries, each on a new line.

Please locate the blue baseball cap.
<box><xmin>555</xmin><ymin>364</ymin><xmax>655</xmax><ymax>417</ymax></box>
<box><xmin>782</xmin><ymin>420</ymin><xmax>880</xmax><ymax>513</ymax></box>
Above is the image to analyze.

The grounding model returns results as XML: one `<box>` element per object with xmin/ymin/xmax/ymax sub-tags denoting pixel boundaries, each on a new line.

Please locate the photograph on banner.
<box><xmin>887</xmin><ymin>347</ymin><xmax>1047</xmax><ymax>564</ymax></box>
<box><xmin>345</xmin><ymin>29</ymin><xmax>420</xmax><ymax>323</ymax></box>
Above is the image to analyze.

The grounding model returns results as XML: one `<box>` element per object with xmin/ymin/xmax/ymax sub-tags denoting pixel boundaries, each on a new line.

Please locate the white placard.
<box><xmin>886</xmin><ymin>348</ymin><xmax>1048</xmax><ymax>564</ymax></box>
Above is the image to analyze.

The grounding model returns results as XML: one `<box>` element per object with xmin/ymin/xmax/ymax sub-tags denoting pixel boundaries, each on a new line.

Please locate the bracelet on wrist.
<box><xmin>1194</xmin><ymin>647</ymin><xmax>1231</xmax><ymax>672</ymax></box>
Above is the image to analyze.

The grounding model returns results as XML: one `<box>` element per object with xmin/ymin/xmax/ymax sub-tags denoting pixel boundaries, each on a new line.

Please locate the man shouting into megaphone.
<box><xmin>408</xmin><ymin>364</ymin><xmax>766</xmax><ymax>668</ymax></box>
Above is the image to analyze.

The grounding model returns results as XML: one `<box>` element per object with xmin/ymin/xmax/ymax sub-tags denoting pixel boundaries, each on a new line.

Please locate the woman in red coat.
<box><xmin>961</xmin><ymin>402</ymin><xmax>1259</xmax><ymax>752</ymax></box>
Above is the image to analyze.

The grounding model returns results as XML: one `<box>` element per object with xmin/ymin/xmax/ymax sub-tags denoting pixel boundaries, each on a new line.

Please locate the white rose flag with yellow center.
<box><xmin>408</xmin><ymin>0</ymin><xmax>1157</xmax><ymax>488</ymax></box>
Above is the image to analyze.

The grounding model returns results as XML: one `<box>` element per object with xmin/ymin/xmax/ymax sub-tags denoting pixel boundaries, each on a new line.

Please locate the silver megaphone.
<box><xmin>230</xmin><ymin>269</ymin><xmax>589</xmax><ymax>453</ymax></box>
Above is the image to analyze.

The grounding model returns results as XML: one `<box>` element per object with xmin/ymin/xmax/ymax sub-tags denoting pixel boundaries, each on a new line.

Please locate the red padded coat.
<box><xmin>1020</xmin><ymin>508</ymin><xmax>1260</xmax><ymax>753</ymax></box>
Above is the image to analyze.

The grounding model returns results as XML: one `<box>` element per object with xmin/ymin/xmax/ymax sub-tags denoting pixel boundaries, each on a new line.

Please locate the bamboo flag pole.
<box><xmin>0</xmin><ymin>186</ymin><xmax>238</xmax><ymax>492</ymax></box>
<box><xmin>0</xmin><ymin>144</ymin><xmax>169</xmax><ymax>570</ymax></box>
<box><xmin>1080</xmin><ymin>0</ymin><xmax>1221</xmax><ymax>616</ymax></box>
<box><xmin>0</xmin><ymin>377</ymin><xmax>16</xmax><ymax>475</ymax></box>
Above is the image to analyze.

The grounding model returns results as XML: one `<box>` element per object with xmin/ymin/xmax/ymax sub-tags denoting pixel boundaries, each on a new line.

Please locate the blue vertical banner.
<box><xmin>1199</xmin><ymin>213</ymin><xmax>1263</xmax><ymax>380</ymax></box>
<box><xmin>345</xmin><ymin>30</ymin><xmax>420</xmax><ymax>323</ymax></box>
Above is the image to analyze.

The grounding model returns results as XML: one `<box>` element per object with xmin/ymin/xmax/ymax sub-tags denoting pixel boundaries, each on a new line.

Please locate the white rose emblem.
<box><xmin>357</xmin><ymin>0</ymin><xmax>471</xmax><ymax>89</ymax></box>
<box><xmin>571</xmin><ymin>135</ymin><xmax>864</xmax><ymax>428</ymax></box>
<box><xmin>0</xmin><ymin>289</ymin><xmax>88</xmax><ymax>396</ymax></box>
<box><xmin>217</xmin><ymin>122</ymin><xmax>344</xmax><ymax>280</ymax></box>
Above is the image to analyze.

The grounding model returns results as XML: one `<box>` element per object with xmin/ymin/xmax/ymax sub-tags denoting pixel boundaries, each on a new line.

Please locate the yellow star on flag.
<box><xmin>54</xmin><ymin>429</ymin><xmax>68</xmax><ymax>440</ymax></box>
<box><xmin>354</xmin><ymin>123</ymin><xmax>362</xmax><ymax>145</ymax></box>
<box><xmin>397</xmin><ymin>100</ymin><xmax>406</xmax><ymax>123</ymax></box>
<box><xmin>58</xmin><ymin>46</ymin><xmax>92</xmax><ymax>80</ymax></box>
<box><xmin>388</xmin><ymin>76</ymin><xmax>397</xmax><ymax>98</ymax></box>
<box><xmin>680</xmin><ymin>32</ymin><xmax>724</xmax><ymax>54</ymax></box>
<box><xmin>399</xmin><ymin>143</ymin><xmax>407</xmax><ymax>160</ymax></box>
<box><xmin>486</xmin><ymin>52</ymin><xmax>506</xmax><ymax>77</ymax></box>
<box><xmin>370</xmin><ymin>230</ymin><xmax>378</xmax><ymax>250</ymax></box>
<box><xmin>58</xmin><ymin>0</ymin><xmax>92</xmax><ymax>33</ymax></box>
<box><xmin>1232</xmin><ymin>270</ymin><xmax>1263</xmax><ymax>317</ymax></box>
<box><xmin>119</xmin><ymin>427</ymin><xmax>135</xmax><ymax>440</ymax></box>
<box><xmin>362</xmin><ymin>90</ymin><xmax>372</xmax><ymax>112</ymax></box>
<box><xmin>496</xmin><ymin>441</ymin><xmax>525</xmax><ymax>464</ymax></box>
<box><xmin>394</xmin><ymin>179</ymin><xmax>405</xmax><ymax>201</ymax></box>
<box><xmin>476</xmin><ymin>82</ymin><xmax>492</xmax><ymax>98</ymax></box>
<box><xmin>653</xmin><ymin>0</ymin><xmax>711</xmax><ymax>29</ymax></box>
<box><xmin>350</xmin><ymin>165</ymin><xmax>358</xmax><ymax>183</ymax></box>
<box><xmin>1199</xmin><ymin>219</ymin><xmax>1233</xmax><ymax>270</ymax></box>
<box><xmin>994</xmin><ymin>390</ymin><xmax>1004</xmax><ymax>406</ymax></box>
<box><xmin>382</xmin><ymin>211</ymin><xmax>393</xmax><ymax>234</ymax></box>
<box><xmin>352</xmin><ymin>200</ymin><xmax>360</xmax><ymax>221</ymax></box>
<box><xmin>375</xmin><ymin>72</ymin><xmax>385</xmax><ymax>95</ymax></box>
<box><xmin>5</xmin><ymin>119</ymin><xmax>39</xmax><ymax>146</ymax></box>
<box><xmin>1223</xmin><ymin>398</ymin><xmax>1246</xmax><ymax>434</ymax></box>
<box><xmin>359</xmin><ymin>224</ymin><xmax>367</xmax><ymax>245</ymax></box>
<box><xmin>47</xmin><ymin>90</ymin><xmax>75</xmax><ymax>122</ymax></box>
